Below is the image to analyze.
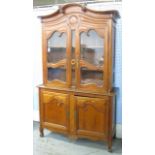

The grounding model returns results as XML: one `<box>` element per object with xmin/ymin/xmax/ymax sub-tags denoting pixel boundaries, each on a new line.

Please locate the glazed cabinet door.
<box><xmin>76</xmin><ymin>27</ymin><xmax>109</xmax><ymax>93</ymax></box>
<box><xmin>40</xmin><ymin>91</ymin><xmax>69</xmax><ymax>134</ymax></box>
<box><xmin>43</xmin><ymin>27</ymin><xmax>71</xmax><ymax>88</ymax></box>
<box><xmin>75</xmin><ymin>96</ymin><xmax>109</xmax><ymax>140</ymax></box>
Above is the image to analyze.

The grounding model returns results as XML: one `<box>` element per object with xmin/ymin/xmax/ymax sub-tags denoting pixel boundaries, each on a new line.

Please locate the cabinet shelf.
<box><xmin>46</xmin><ymin>67</ymin><xmax>103</xmax><ymax>72</ymax></box>
<box><xmin>81</xmin><ymin>79</ymin><xmax>103</xmax><ymax>87</ymax></box>
<box><xmin>80</xmin><ymin>60</ymin><xmax>103</xmax><ymax>71</ymax></box>
<box><xmin>47</xmin><ymin>59</ymin><xmax>66</xmax><ymax>68</ymax></box>
<box><xmin>47</xmin><ymin>59</ymin><xmax>103</xmax><ymax>71</ymax></box>
<box><xmin>81</xmin><ymin>68</ymin><xmax>103</xmax><ymax>71</ymax></box>
<box><xmin>81</xmin><ymin>46</ymin><xmax>103</xmax><ymax>48</ymax></box>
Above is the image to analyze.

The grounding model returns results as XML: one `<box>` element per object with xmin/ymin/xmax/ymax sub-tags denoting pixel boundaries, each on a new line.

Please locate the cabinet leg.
<box><xmin>107</xmin><ymin>138</ymin><xmax>112</xmax><ymax>152</ymax></box>
<box><xmin>69</xmin><ymin>135</ymin><xmax>77</xmax><ymax>142</ymax></box>
<box><xmin>113</xmin><ymin>132</ymin><xmax>116</xmax><ymax>139</ymax></box>
<box><xmin>40</xmin><ymin>127</ymin><xmax>44</xmax><ymax>137</ymax></box>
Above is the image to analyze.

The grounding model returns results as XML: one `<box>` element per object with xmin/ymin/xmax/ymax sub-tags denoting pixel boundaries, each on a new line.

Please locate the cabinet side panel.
<box><xmin>108</xmin><ymin>19</ymin><xmax>116</xmax><ymax>91</ymax></box>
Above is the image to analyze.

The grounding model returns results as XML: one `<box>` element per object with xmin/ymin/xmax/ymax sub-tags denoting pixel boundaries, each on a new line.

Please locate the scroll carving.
<box><xmin>80</xmin><ymin>60</ymin><xmax>103</xmax><ymax>71</ymax></box>
<box><xmin>78</xmin><ymin>100</ymin><xmax>106</xmax><ymax>113</ymax></box>
<box><xmin>48</xmin><ymin>95</ymin><xmax>65</xmax><ymax>106</ymax></box>
<box><xmin>47</xmin><ymin>59</ymin><xmax>66</xmax><ymax>68</ymax></box>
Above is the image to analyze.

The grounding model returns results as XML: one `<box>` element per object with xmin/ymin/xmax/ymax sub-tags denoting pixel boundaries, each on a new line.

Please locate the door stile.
<box><xmin>103</xmin><ymin>27</ymin><xmax>109</xmax><ymax>92</ymax></box>
<box><xmin>75</xmin><ymin>28</ymin><xmax>81</xmax><ymax>89</ymax></box>
<box><xmin>42</xmin><ymin>30</ymin><xmax>48</xmax><ymax>85</ymax></box>
<box><xmin>66</xmin><ymin>27</ymin><xmax>72</xmax><ymax>88</ymax></box>
<box><xmin>69</xmin><ymin>93</ymin><xmax>77</xmax><ymax>137</ymax></box>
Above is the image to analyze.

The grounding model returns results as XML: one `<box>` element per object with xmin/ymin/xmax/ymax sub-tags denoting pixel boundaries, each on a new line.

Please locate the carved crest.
<box><xmin>67</xmin><ymin>15</ymin><xmax>80</xmax><ymax>29</ymax></box>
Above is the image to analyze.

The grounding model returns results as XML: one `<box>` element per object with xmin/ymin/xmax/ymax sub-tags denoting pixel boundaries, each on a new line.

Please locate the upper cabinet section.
<box><xmin>40</xmin><ymin>4</ymin><xmax>119</xmax><ymax>93</ymax></box>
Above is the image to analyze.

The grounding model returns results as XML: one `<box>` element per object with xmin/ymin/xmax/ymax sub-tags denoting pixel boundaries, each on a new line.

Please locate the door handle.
<box><xmin>71</xmin><ymin>59</ymin><xmax>79</xmax><ymax>66</ymax></box>
<box><xmin>71</xmin><ymin>59</ymin><xmax>76</xmax><ymax>65</ymax></box>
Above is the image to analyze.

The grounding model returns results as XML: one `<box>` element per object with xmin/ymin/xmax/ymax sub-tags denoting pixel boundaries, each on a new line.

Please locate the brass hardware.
<box><xmin>71</xmin><ymin>59</ymin><xmax>76</xmax><ymax>65</ymax></box>
<box><xmin>71</xmin><ymin>59</ymin><xmax>79</xmax><ymax>66</ymax></box>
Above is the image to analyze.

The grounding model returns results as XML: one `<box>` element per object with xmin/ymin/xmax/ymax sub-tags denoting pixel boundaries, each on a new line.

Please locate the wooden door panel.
<box><xmin>42</xmin><ymin>91</ymin><xmax>69</xmax><ymax>130</ymax></box>
<box><xmin>75</xmin><ymin>96</ymin><xmax>108</xmax><ymax>137</ymax></box>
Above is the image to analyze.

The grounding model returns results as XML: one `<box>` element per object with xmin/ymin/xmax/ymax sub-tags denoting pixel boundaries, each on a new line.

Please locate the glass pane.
<box><xmin>80</xmin><ymin>30</ymin><xmax>104</xmax><ymax>67</ymax></box>
<box><xmin>47</xmin><ymin>31</ymin><xmax>66</xmax><ymax>82</ymax></box>
<box><xmin>71</xmin><ymin>30</ymin><xmax>75</xmax><ymax>59</ymax></box>
<box><xmin>80</xmin><ymin>30</ymin><xmax>104</xmax><ymax>86</ymax></box>
<box><xmin>47</xmin><ymin>31</ymin><xmax>66</xmax><ymax>63</ymax></box>
<box><xmin>81</xmin><ymin>68</ymin><xmax>103</xmax><ymax>87</ymax></box>
<box><xmin>48</xmin><ymin>68</ymin><xmax>66</xmax><ymax>82</ymax></box>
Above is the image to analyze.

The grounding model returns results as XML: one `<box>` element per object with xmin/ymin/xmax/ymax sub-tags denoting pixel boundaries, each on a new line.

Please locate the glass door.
<box><xmin>77</xmin><ymin>29</ymin><xmax>106</xmax><ymax>92</ymax></box>
<box><xmin>46</xmin><ymin>31</ymin><xmax>68</xmax><ymax>87</ymax></box>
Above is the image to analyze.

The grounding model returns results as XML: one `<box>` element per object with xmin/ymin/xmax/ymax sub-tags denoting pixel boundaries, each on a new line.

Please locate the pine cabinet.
<box><xmin>38</xmin><ymin>3</ymin><xmax>119</xmax><ymax>152</ymax></box>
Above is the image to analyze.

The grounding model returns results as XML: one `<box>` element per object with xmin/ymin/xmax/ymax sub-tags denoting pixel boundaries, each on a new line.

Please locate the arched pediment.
<box><xmin>39</xmin><ymin>3</ymin><xmax>120</xmax><ymax>21</ymax></box>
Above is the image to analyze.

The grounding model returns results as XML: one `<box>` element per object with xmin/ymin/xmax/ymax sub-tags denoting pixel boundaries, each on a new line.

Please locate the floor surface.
<box><xmin>33</xmin><ymin>121</ymin><xmax>122</xmax><ymax>155</ymax></box>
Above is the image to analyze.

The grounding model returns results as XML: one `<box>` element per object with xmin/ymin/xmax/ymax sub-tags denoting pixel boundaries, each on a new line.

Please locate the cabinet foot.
<box><xmin>113</xmin><ymin>133</ymin><xmax>116</xmax><ymax>139</ymax></box>
<box><xmin>40</xmin><ymin>127</ymin><xmax>44</xmax><ymax>137</ymax></box>
<box><xmin>69</xmin><ymin>135</ymin><xmax>77</xmax><ymax>142</ymax></box>
<box><xmin>107</xmin><ymin>139</ymin><xmax>112</xmax><ymax>152</ymax></box>
<box><xmin>108</xmin><ymin>148</ymin><xmax>112</xmax><ymax>153</ymax></box>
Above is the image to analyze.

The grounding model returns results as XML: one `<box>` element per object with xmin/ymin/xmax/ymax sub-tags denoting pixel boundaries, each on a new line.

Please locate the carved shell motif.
<box><xmin>67</xmin><ymin>15</ymin><xmax>80</xmax><ymax>29</ymax></box>
<box><xmin>78</xmin><ymin>100</ymin><xmax>106</xmax><ymax>113</ymax></box>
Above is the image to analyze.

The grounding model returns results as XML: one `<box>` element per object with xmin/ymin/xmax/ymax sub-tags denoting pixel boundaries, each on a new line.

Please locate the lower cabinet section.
<box><xmin>39</xmin><ymin>88</ymin><xmax>115</xmax><ymax>151</ymax></box>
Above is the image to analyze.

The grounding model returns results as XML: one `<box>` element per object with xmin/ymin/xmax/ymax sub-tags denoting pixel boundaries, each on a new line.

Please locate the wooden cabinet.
<box><xmin>38</xmin><ymin>3</ymin><xmax>119</xmax><ymax>152</ymax></box>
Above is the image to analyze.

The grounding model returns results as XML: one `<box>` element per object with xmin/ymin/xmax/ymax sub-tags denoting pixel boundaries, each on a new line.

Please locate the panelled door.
<box><xmin>75</xmin><ymin>96</ymin><xmax>109</xmax><ymax>139</ymax></box>
<box><xmin>41</xmin><ymin>91</ymin><xmax>70</xmax><ymax>133</ymax></box>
